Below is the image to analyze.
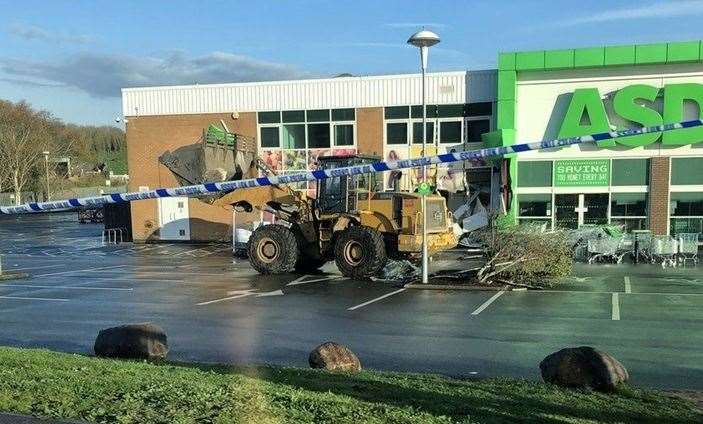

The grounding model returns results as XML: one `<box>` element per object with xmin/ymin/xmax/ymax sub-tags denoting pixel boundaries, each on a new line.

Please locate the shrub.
<box><xmin>476</xmin><ymin>225</ymin><xmax>572</xmax><ymax>287</ymax></box>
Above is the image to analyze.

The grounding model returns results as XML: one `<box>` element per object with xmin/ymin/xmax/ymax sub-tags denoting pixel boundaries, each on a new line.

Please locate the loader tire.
<box><xmin>248</xmin><ymin>224</ymin><xmax>298</xmax><ymax>274</ymax></box>
<box><xmin>334</xmin><ymin>226</ymin><xmax>387</xmax><ymax>279</ymax></box>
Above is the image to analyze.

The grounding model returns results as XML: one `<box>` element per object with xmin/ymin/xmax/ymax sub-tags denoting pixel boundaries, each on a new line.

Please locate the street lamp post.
<box><xmin>42</xmin><ymin>151</ymin><xmax>50</xmax><ymax>201</ymax></box>
<box><xmin>407</xmin><ymin>29</ymin><xmax>440</xmax><ymax>284</ymax></box>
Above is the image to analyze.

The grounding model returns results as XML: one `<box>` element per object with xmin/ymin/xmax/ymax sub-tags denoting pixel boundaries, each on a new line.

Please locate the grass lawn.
<box><xmin>0</xmin><ymin>347</ymin><xmax>699</xmax><ymax>424</ymax></box>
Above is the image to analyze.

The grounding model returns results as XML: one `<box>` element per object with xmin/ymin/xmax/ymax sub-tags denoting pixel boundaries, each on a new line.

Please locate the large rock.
<box><xmin>540</xmin><ymin>346</ymin><xmax>628</xmax><ymax>391</ymax></box>
<box><xmin>94</xmin><ymin>323</ymin><xmax>169</xmax><ymax>360</ymax></box>
<box><xmin>309</xmin><ymin>342</ymin><xmax>361</xmax><ymax>372</ymax></box>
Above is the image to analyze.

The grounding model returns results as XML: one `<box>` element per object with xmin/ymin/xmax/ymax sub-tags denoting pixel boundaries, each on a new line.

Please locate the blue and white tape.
<box><xmin>1</xmin><ymin>120</ymin><xmax>700</xmax><ymax>215</ymax></box>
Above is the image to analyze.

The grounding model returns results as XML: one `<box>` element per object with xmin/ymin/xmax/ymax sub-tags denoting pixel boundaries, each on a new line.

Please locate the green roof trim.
<box><xmin>515</xmin><ymin>51</ymin><xmax>545</xmax><ymax>70</ymax></box>
<box><xmin>502</xmin><ymin>40</ymin><xmax>703</xmax><ymax>72</ymax></box>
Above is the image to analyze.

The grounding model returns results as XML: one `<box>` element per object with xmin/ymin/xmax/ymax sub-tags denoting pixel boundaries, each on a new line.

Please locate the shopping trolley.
<box><xmin>587</xmin><ymin>236</ymin><xmax>626</xmax><ymax>264</ymax></box>
<box><xmin>650</xmin><ymin>235</ymin><xmax>679</xmax><ymax>268</ymax></box>
<box><xmin>676</xmin><ymin>233</ymin><xmax>700</xmax><ymax>265</ymax></box>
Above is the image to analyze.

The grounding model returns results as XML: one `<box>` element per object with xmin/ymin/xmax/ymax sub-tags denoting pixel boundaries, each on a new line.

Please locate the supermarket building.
<box><xmin>123</xmin><ymin>40</ymin><xmax>703</xmax><ymax>242</ymax></box>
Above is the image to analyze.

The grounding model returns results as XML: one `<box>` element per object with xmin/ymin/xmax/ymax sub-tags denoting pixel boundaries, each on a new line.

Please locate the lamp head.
<box><xmin>407</xmin><ymin>30</ymin><xmax>440</xmax><ymax>48</ymax></box>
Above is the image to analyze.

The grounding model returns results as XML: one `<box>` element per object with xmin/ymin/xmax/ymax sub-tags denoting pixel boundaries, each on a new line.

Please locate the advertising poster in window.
<box><xmin>283</xmin><ymin>150</ymin><xmax>307</xmax><ymax>171</ymax></box>
<box><xmin>409</xmin><ymin>145</ymin><xmax>437</xmax><ymax>186</ymax></box>
<box><xmin>307</xmin><ymin>149</ymin><xmax>331</xmax><ymax>170</ymax></box>
<box><xmin>384</xmin><ymin>147</ymin><xmax>409</xmax><ymax>190</ymax></box>
<box><xmin>259</xmin><ymin>150</ymin><xmax>282</xmax><ymax>175</ymax></box>
<box><xmin>332</xmin><ymin>148</ymin><xmax>356</xmax><ymax>157</ymax></box>
<box><xmin>436</xmin><ymin>147</ymin><xmax>465</xmax><ymax>193</ymax></box>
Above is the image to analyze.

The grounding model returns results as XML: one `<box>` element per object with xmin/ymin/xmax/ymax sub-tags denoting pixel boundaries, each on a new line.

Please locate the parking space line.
<box><xmin>0</xmin><ymin>284</ymin><xmax>132</xmax><ymax>291</ymax></box>
<box><xmin>624</xmin><ymin>276</ymin><xmax>632</xmax><ymax>293</ymax></box>
<box><xmin>197</xmin><ymin>292</ymin><xmax>255</xmax><ymax>306</ymax></box>
<box><xmin>348</xmin><ymin>289</ymin><xmax>406</xmax><ymax>311</ymax></box>
<box><xmin>0</xmin><ymin>295</ymin><xmax>68</xmax><ymax>302</ymax></box>
<box><xmin>287</xmin><ymin>276</ymin><xmax>345</xmax><ymax>286</ymax></box>
<box><xmin>33</xmin><ymin>265</ymin><xmax>128</xmax><ymax>277</ymax></box>
<box><xmin>6</xmin><ymin>264</ymin><xmax>64</xmax><ymax>272</ymax></box>
<box><xmin>612</xmin><ymin>293</ymin><xmax>620</xmax><ymax>321</ymax></box>
<box><xmin>471</xmin><ymin>291</ymin><xmax>506</xmax><ymax>316</ymax></box>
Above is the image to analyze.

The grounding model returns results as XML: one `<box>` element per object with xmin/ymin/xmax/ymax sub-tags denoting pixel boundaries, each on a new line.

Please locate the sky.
<box><xmin>1</xmin><ymin>0</ymin><xmax>703</xmax><ymax>126</ymax></box>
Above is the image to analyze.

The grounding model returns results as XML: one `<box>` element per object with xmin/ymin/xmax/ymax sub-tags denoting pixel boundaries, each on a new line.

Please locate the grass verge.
<box><xmin>0</xmin><ymin>347</ymin><xmax>699</xmax><ymax>423</ymax></box>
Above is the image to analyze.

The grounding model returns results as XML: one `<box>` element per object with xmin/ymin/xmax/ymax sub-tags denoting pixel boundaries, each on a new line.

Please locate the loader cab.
<box><xmin>316</xmin><ymin>155</ymin><xmax>381</xmax><ymax>214</ymax></box>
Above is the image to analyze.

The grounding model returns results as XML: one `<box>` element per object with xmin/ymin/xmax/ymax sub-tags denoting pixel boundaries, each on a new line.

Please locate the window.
<box><xmin>518</xmin><ymin>161</ymin><xmax>552</xmax><ymax>187</ymax></box>
<box><xmin>437</xmin><ymin>104</ymin><xmax>464</xmax><ymax>118</ymax></box>
<box><xmin>258</xmin><ymin>111</ymin><xmax>280</xmax><ymax>124</ymax></box>
<box><xmin>671</xmin><ymin>158</ymin><xmax>703</xmax><ymax>185</ymax></box>
<box><xmin>466</xmin><ymin>102</ymin><xmax>493</xmax><ymax>116</ymax></box>
<box><xmin>440</xmin><ymin>121</ymin><xmax>462</xmax><ymax>144</ymax></box>
<box><xmin>306</xmin><ymin>109</ymin><xmax>330</xmax><ymax>122</ymax></box>
<box><xmin>612</xmin><ymin>159</ymin><xmax>649</xmax><ymax>186</ymax></box>
<box><xmin>307</xmin><ymin>123</ymin><xmax>330</xmax><ymax>148</ymax></box>
<box><xmin>282</xmin><ymin>110</ymin><xmax>305</xmax><ymax>122</ymax></box>
<box><xmin>466</xmin><ymin>119</ymin><xmax>490</xmax><ymax>143</ymax></box>
<box><xmin>412</xmin><ymin>122</ymin><xmax>435</xmax><ymax>144</ymax></box>
<box><xmin>670</xmin><ymin>192</ymin><xmax>703</xmax><ymax>239</ymax></box>
<box><xmin>518</xmin><ymin>193</ymin><xmax>552</xmax><ymax>217</ymax></box>
<box><xmin>411</xmin><ymin>105</ymin><xmax>438</xmax><ymax>118</ymax></box>
<box><xmin>332</xmin><ymin>108</ymin><xmax>355</xmax><ymax>121</ymax></box>
<box><xmin>611</xmin><ymin>193</ymin><xmax>648</xmax><ymax>231</ymax></box>
<box><xmin>385</xmin><ymin>106</ymin><xmax>409</xmax><ymax>119</ymax></box>
<box><xmin>260</xmin><ymin>127</ymin><xmax>280</xmax><ymax>148</ymax></box>
<box><xmin>334</xmin><ymin>124</ymin><xmax>354</xmax><ymax>146</ymax></box>
<box><xmin>282</xmin><ymin>124</ymin><xmax>305</xmax><ymax>149</ymax></box>
<box><xmin>386</xmin><ymin>123</ymin><xmax>408</xmax><ymax>145</ymax></box>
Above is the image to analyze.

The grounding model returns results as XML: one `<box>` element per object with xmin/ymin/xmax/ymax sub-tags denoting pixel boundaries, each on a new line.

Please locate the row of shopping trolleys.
<box><xmin>584</xmin><ymin>232</ymin><xmax>700</xmax><ymax>267</ymax></box>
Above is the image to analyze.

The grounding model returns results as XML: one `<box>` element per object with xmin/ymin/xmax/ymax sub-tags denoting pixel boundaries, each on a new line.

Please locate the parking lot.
<box><xmin>1</xmin><ymin>213</ymin><xmax>702</xmax><ymax>390</ymax></box>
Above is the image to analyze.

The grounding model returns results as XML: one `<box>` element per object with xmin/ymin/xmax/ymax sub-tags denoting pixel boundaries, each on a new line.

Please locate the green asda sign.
<box><xmin>554</xmin><ymin>159</ymin><xmax>610</xmax><ymax>187</ymax></box>
<box><xmin>558</xmin><ymin>83</ymin><xmax>703</xmax><ymax>147</ymax></box>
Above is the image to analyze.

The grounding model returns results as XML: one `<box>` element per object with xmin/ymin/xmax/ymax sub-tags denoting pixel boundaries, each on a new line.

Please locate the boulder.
<box><xmin>539</xmin><ymin>346</ymin><xmax>628</xmax><ymax>391</ymax></box>
<box><xmin>94</xmin><ymin>323</ymin><xmax>168</xmax><ymax>360</ymax></box>
<box><xmin>309</xmin><ymin>342</ymin><xmax>361</xmax><ymax>372</ymax></box>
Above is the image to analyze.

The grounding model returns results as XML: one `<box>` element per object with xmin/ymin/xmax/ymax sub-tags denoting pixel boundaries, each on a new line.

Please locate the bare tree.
<box><xmin>0</xmin><ymin>101</ymin><xmax>51</xmax><ymax>205</ymax></box>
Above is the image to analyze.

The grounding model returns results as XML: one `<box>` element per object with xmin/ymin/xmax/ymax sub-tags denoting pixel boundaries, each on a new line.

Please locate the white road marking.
<box><xmin>624</xmin><ymin>276</ymin><xmax>632</xmax><ymax>294</ymax></box>
<box><xmin>8</xmin><ymin>264</ymin><xmax>64</xmax><ymax>272</ymax></box>
<box><xmin>286</xmin><ymin>275</ymin><xmax>309</xmax><ymax>285</ymax></box>
<box><xmin>347</xmin><ymin>289</ymin><xmax>406</xmax><ymax>311</ymax></box>
<box><xmin>536</xmin><ymin>290</ymin><xmax>703</xmax><ymax>297</ymax></box>
<box><xmin>256</xmin><ymin>289</ymin><xmax>284</xmax><ymax>297</ymax></box>
<box><xmin>197</xmin><ymin>292</ymin><xmax>256</xmax><ymax>306</ymax></box>
<box><xmin>471</xmin><ymin>291</ymin><xmax>506</xmax><ymax>316</ymax></box>
<box><xmin>0</xmin><ymin>295</ymin><xmax>68</xmax><ymax>302</ymax></box>
<box><xmin>287</xmin><ymin>275</ymin><xmax>345</xmax><ymax>286</ymax></box>
<box><xmin>33</xmin><ymin>265</ymin><xmax>128</xmax><ymax>277</ymax></box>
<box><xmin>612</xmin><ymin>293</ymin><xmax>620</xmax><ymax>321</ymax></box>
<box><xmin>0</xmin><ymin>284</ymin><xmax>132</xmax><ymax>291</ymax></box>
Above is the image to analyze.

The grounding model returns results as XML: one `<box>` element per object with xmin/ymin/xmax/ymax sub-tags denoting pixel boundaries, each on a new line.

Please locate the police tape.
<box><xmin>1</xmin><ymin>119</ymin><xmax>701</xmax><ymax>215</ymax></box>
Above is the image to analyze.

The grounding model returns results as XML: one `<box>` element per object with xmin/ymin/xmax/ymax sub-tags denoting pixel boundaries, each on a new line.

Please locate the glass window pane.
<box><xmin>307</xmin><ymin>123</ymin><xmax>330</xmax><ymax>148</ymax></box>
<box><xmin>260</xmin><ymin>127</ymin><xmax>280</xmax><ymax>148</ymax></box>
<box><xmin>466</xmin><ymin>102</ymin><xmax>492</xmax><ymax>116</ymax></box>
<box><xmin>466</xmin><ymin>119</ymin><xmax>490</xmax><ymax>143</ymax></box>
<box><xmin>519</xmin><ymin>161</ymin><xmax>552</xmax><ymax>187</ymax></box>
<box><xmin>385</xmin><ymin>106</ymin><xmax>409</xmax><ymax>119</ymax></box>
<box><xmin>671</xmin><ymin>158</ymin><xmax>703</xmax><ymax>185</ymax></box>
<box><xmin>611</xmin><ymin>193</ymin><xmax>647</xmax><ymax>216</ymax></box>
<box><xmin>671</xmin><ymin>192</ymin><xmax>703</xmax><ymax>216</ymax></box>
<box><xmin>412</xmin><ymin>122</ymin><xmax>435</xmax><ymax>144</ymax></box>
<box><xmin>612</xmin><ymin>159</ymin><xmax>649</xmax><ymax>186</ymax></box>
<box><xmin>258</xmin><ymin>111</ymin><xmax>281</xmax><ymax>124</ymax></box>
<box><xmin>282</xmin><ymin>124</ymin><xmax>306</xmax><ymax>149</ymax></box>
<box><xmin>437</xmin><ymin>104</ymin><xmax>464</xmax><ymax>118</ymax></box>
<box><xmin>282</xmin><ymin>110</ymin><xmax>305</xmax><ymax>122</ymax></box>
<box><xmin>332</xmin><ymin>108</ymin><xmax>355</xmax><ymax>121</ymax></box>
<box><xmin>412</xmin><ymin>105</ymin><xmax>438</xmax><ymax>118</ymax></box>
<box><xmin>440</xmin><ymin>121</ymin><xmax>462</xmax><ymax>144</ymax></box>
<box><xmin>306</xmin><ymin>109</ymin><xmax>330</xmax><ymax>122</ymax></box>
<box><xmin>386</xmin><ymin>123</ymin><xmax>408</xmax><ymax>145</ymax></box>
<box><xmin>518</xmin><ymin>193</ymin><xmax>552</xmax><ymax>217</ymax></box>
<box><xmin>671</xmin><ymin>218</ymin><xmax>703</xmax><ymax>237</ymax></box>
<box><xmin>334</xmin><ymin>124</ymin><xmax>354</xmax><ymax>146</ymax></box>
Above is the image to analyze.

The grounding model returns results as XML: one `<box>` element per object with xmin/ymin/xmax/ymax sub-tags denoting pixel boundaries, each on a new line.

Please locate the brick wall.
<box><xmin>649</xmin><ymin>156</ymin><xmax>670</xmax><ymax>235</ymax></box>
<box><xmin>126</xmin><ymin>112</ymin><xmax>257</xmax><ymax>242</ymax></box>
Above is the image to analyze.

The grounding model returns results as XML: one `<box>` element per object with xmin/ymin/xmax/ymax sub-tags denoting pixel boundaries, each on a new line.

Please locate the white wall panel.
<box><xmin>121</xmin><ymin>71</ymin><xmax>496</xmax><ymax>117</ymax></box>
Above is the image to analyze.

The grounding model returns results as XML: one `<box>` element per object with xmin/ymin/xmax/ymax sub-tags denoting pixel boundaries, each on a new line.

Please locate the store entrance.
<box><xmin>555</xmin><ymin>193</ymin><xmax>609</xmax><ymax>229</ymax></box>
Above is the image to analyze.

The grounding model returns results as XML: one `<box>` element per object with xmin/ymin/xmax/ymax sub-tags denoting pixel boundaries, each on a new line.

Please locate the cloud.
<box><xmin>0</xmin><ymin>77</ymin><xmax>65</xmax><ymax>88</ymax></box>
<box><xmin>384</xmin><ymin>22</ymin><xmax>448</xmax><ymax>30</ymax></box>
<box><xmin>0</xmin><ymin>51</ymin><xmax>314</xmax><ymax>98</ymax></box>
<box><xmin>7</xmin><ymin>23</ymin><xmax>93</xmax><ymax>44</ymax></box>
<box><xmin>558</xmin><ymin>0</ymin><xmax>703</xmax><ymax>26</ymax></box>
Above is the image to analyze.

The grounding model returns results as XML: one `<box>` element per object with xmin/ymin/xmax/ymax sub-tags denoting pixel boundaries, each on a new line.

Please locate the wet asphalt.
<box><xmin>0</xmin><ymin>213</ymin><xmax>702</xmax><ymax>390</ymax></box>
